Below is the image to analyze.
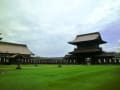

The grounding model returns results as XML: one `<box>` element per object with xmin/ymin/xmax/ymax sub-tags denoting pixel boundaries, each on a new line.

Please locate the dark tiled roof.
<box><xmin>69</xmin><ymin>32</ymin><xmax>106</xmax><ymax>44</ymax></box>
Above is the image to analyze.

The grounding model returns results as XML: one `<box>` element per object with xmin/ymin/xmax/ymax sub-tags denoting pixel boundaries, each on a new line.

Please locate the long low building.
<box><xmin>0</xmin><ymin>41</ymin><xmax>33</xmax><ymax>64</ymax></box>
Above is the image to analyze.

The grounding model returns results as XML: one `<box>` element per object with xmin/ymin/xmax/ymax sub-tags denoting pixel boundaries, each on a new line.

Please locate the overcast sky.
<box><xmin>0</xmin><ymin>0</ymin><xmax>120</xmax><ymax>57</ymax></box>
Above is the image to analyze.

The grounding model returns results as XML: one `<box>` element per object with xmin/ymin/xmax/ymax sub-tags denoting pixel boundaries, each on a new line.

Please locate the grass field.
<box><xmin>0</xmin><ymin>65</ymin><xmax>120</xmax><ymax>90</ymax></box>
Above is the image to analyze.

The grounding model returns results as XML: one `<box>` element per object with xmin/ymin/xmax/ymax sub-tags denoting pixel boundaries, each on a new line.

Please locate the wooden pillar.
<box><xmin>68</xmin><ymin>59</ymin><xmax>70</xmax><ymax>64</ymax></box>
<box><xmin>29</xmin><ymin>59</ymin><xmax>30</xmax><ymax>64</ymax></box>
<box><xmin>6</xmin><ymin>57</ymin><xmax>9</xmax><ymax>63</ymax></box>
<box><xmin>1</xmin><ymin>57</ymin><xmax>3</xmax><ymax>64</ymax></box>
<box><xmin>106</xmin><ymin>58</ymin><xmax>108</xmax><ymax>64</ymax></box>
<box><xmin>69</xmin><ymin>59</ymin><xmax>71</xmax><ymax>64</ymax></box>
<box><xmin>4</xmin><ymin>57</ymin><xmax>6</xmax><ymax>64</ymax></box>
<box><xmin>103</xmin><ymin>58</ymin><xmax>106</xmax><ymax>64</ymax></box>
<box><xmin>97</xmin><ymin>58</ymin><xmax>99</xmax><ymax>64</ymax></box>
<box><xmin>71</xmin><ymin>59</ymin><xmax>73</xmax><ymax>64</ymax></box>
<box><xmin>119</xmin><ymin>59</ymin><xmax>120</xmax><ymax>64</ymax></box>
<box><xmin>114</xmin><ymin>58</ymin><xmax>117</xmax><ymax>64</ymax></box>
<box><xmin>3</xmin><ymin>57</ymin><xmax>5</xmax><ymax>63</ymax></box>
<box><xmin>26</xmin><ymin>58</ymin><xmax>28</xmax><ymax>63</ymax></box>
<box><xmin>27</xmin><ymin>58</ymin><xmax>29</xmax><ymax>64</ymax></box>
<box><xmin>30</xmin><ymin>59</ymin><xmax>32</xmax><ymax>64</ymax></box>
<box><xmin>32</xmin><ymin>59</ymin><xmax>34</xmax><ymax>64</ymax></box>
<box><xmin>75</xmin><ymin>57</ymin><xmax>77</xmax><ymax>64</ymax></box>
<box><xmin>0</xmin><ymin>57</ymin><xmax>1</xmax><ymax>64</ymax></box>
<box><xmin>107</xmin><ymin>58</ymin><xmax>109</xmax><ymax>64</ymax></box>
<box><xmin>100</xmin><ymin>58</ymin><xmax>103</xmax><ymax>64</ymax></box>
<box><xmin>37</xmin><ymin>59</ymin><xmax>39</xmax><ymax>64</ymax></box>
<box><xmin>76</xmin><ymin>56</ymin><xmax>78</xmax><ymax>64</ymax></box>
<box><xmin>31</xmin><ymin>59</ymin><xmax>34</xmax><ymax>64</ymax></box>
<box><xmin>72</xmin><ymin>59</ymin><xmax>74</xmax><ymax>64</ymax></box>
<box><xmin>70</xmin><ymin>58</ymin><xmax>72</xmax><ymax>64</ymax></box>
<box><xmin>70</xmin><ymin>59</ymin><xmax>71</xmax><ymax>64</ymax></box>
<box><xmin>24</xmin><ymin>58</ymin><xmax>26</xmax><ymax>64</ymax></box>
<box><xmin>21</xmin><ymin>58</ymin><xmax>23</xmax><ymax>64</ymax></box>
<box><xmin>29</xmin><ymin>59</ymin><xmax>31</xmax><ymax>64</ymax></box>
<box><xmin>105</xmin><ymin>58</ymin><xmax>108</xmax><ymax>64</ymax></box>
<box><xmin>73</xmin><ymin>59</ymin><xmax>74</xmax><ymax>64</ymax></box>
<box><xmin>71</xmin><ymin>59</ymin><xmax>72</xmax><ymax>64</ymax></box>
<box><xmin>0</xmin><ymin>57</ymin><xmax>2</xmax><ymax>64</ymax></box>
<box><xmin>66</xmin><ymin>59</ymin><xmax>68</xmax><ymax>64</ymax></box>
<box><xmin>116</xmin><ymin>58</ymin><xmax>118</xmax><ymax>64</ymax></box>
<box><xmin>3</xmin><ymin>57</ymin><xmax>5</xmax><ymax>64</ymax></box>
<box><xmin>39</xmin><ymin>59</ymin><xmax>41</xmax><ymax>64</ymax></box>
<box><xmin>112</xmin><ymin>58</ymin><xmax>116</xmax><ymax>64</ymax></box>
<box><xmin>67</xmin><ymin>59</ymin><xmax>69</xmax><ymax>64</ymax></box>
<box><xmin>111</xmin><ymin>58</ymin><xmax>114</xmax><ymax>64</ymax></box>
<box><xmin>117</xmin><ymin>59</ymin><xmax>120</xmax><ymax>64</ymax></box>
<box><xmin>28</xmin><ymin>59</ymin><xmax>30</xmax><ymax>64</ymax></box>
<box><xmin>23</xmin><ymin>58</ymin><xmax>25</xmax><ymax>64</ymax></box>
<box><xmin>27</xmin><ymin>58</ymin><xmax>28</xmax><ymax>63</ymax></box>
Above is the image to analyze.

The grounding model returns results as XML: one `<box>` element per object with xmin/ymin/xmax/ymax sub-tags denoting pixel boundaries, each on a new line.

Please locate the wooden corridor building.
<box><xmin>0</xmin><ymin>41</ymin><xmax>33</xmax><ymax>64</ymax></box>
<box><xmin>64</xmin><ymin>32</ymin><xmax>120</xmax><ymax>64</ymax></box>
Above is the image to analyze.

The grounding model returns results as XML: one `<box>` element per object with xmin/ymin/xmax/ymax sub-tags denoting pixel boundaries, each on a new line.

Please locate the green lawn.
<box><xmin>0</xmin><ymin>65</ymin><xmax>120</xmax><ymax>90</ymax></box>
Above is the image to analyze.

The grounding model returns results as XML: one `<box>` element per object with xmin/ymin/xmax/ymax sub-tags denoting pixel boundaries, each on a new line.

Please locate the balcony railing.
<box><xmin>69</xmin><ymin>47</ymin><xmax>102</xmax><ymax>54</ymax></box>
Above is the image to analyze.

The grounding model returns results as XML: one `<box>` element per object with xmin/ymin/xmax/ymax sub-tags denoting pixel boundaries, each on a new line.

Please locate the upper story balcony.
<box><xmin>69</xmin><ymin>47</ymin><xmax>102</xmax><ymax>54</ymax></box>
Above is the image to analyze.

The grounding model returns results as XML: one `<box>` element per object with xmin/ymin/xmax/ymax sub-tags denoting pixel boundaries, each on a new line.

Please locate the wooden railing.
<box><xmin>70</xmin><ymin>47</ymin><xmax>102</xmax><ymax>53</ymax></box>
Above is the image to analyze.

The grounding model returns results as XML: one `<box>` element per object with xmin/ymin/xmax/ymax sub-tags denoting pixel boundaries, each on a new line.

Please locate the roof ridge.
<box><xmin>68</xmin><ymin>32</ymin><xmax>106</xmax><ymax>45</ymax></box>
<box><xmin>0</xmin><ymin>41</ymin><xmax>26</xmax><ymax>47</ymax></box>
<box><xmin>77</xmin><ymin>32</ymin><xmax>100</xmax><ymax>37</ymax></box>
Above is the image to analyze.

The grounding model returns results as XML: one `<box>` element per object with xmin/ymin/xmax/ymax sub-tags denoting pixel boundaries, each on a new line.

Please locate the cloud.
<box><xmin>0</xmin><ymin>0</ymin><xmax>120</xmax><ymax>56</ymax></box>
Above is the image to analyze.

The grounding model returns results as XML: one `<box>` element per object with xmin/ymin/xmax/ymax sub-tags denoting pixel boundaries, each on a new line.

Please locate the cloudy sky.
<box><xmin>0</xmin><ymin>0</ymin><xmax>120</xmax><ymax>57</ymax></box>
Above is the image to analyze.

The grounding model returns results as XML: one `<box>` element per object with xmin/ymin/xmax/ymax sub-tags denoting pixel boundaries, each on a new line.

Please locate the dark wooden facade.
<box><xmin>64</xmin><ymin>32</ymin><xmax>120</xmax><ymax>64</ymax></box>
<box><xmin>31</xmin><ymin>57</ymin><xmax>64</xmax><ymax>64</ymax></box>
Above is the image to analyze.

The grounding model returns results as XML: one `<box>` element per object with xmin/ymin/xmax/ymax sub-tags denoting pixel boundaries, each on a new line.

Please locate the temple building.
<box><xmin>64</xmin><ymin>32</ymin><xmax>120</xmax><ymax>64</ymax></box>
<box><xmin>0</xmin><ymin>41</ymin><xmax>33</xmax><ymax>64</ymax></box>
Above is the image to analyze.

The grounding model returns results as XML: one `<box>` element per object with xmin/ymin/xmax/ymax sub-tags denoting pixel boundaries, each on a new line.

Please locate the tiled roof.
<box><xmin>69</xmin><ymin>32</ymin><xmax>106</xmax><ymax>44</ymax></box>
<box><xmin>0</xmin><ymin>41</ymin><xmax>32</xmax><ymax>55</ymax></box>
